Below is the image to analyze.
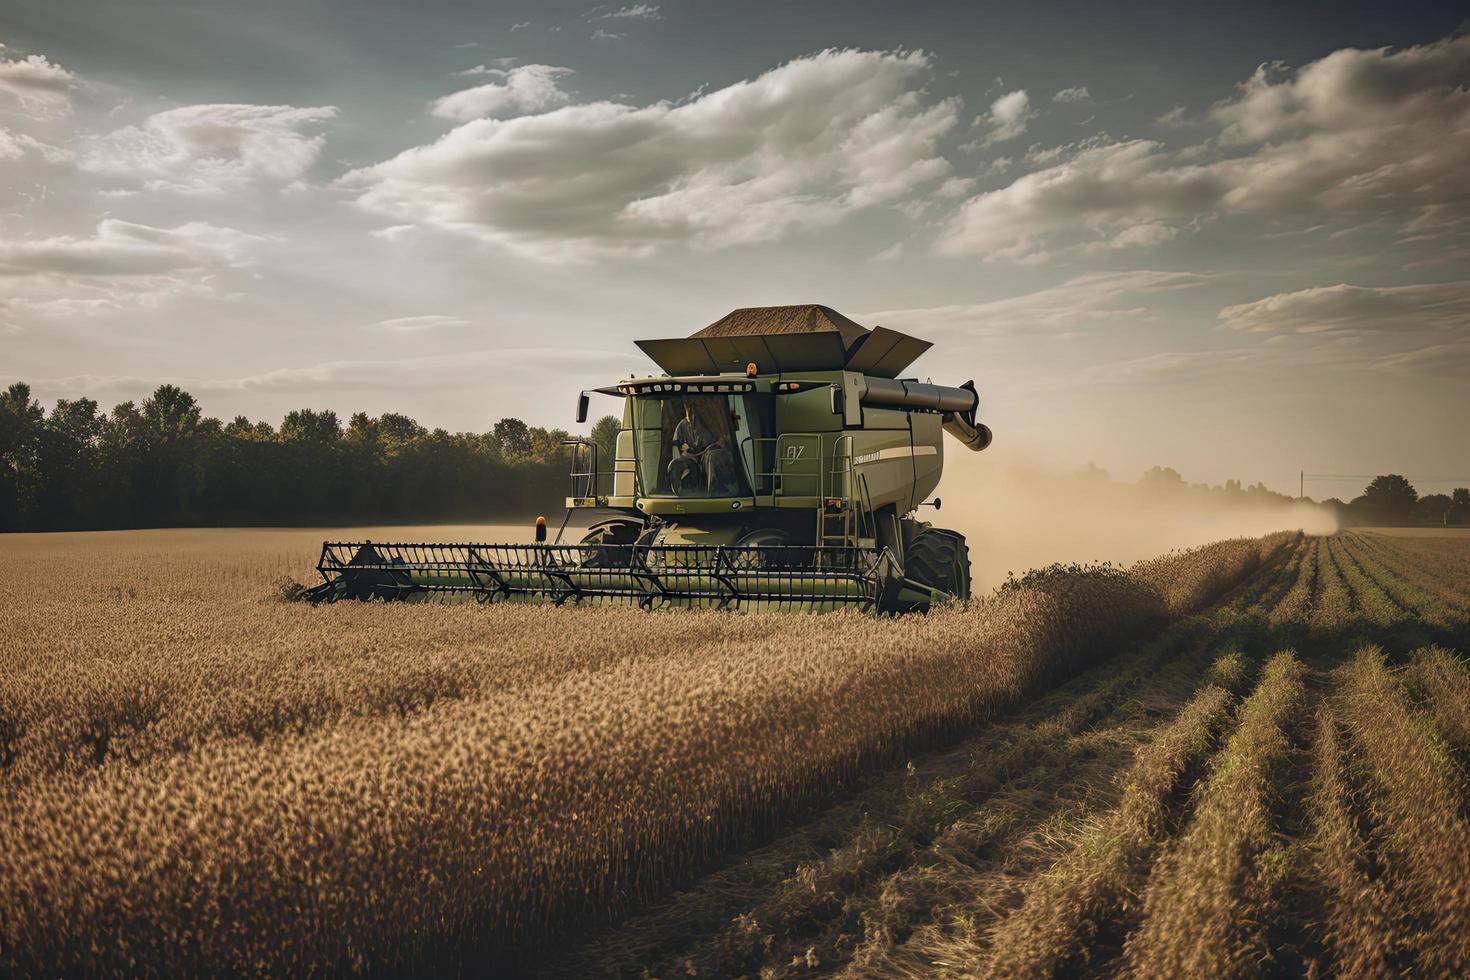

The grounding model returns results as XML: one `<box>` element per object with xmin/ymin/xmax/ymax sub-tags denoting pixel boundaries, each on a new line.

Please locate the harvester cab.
<box><xmin>305</xmin><ymin>305</ymin><xmax>991</xmax><ymax>612</ymax></box>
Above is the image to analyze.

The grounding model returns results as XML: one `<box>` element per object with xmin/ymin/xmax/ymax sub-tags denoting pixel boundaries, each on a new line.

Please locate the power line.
<box><xmin>1302</xmin><ymin>474</ymin><xmax>1470</xmax><ymax>483</ymax></box>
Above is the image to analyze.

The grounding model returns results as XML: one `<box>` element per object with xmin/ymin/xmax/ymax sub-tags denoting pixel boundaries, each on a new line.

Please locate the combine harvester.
<box><xmin>304</xmin><ymin>305</ymin><xmax>991</xmax><ymax>612</ymax></box>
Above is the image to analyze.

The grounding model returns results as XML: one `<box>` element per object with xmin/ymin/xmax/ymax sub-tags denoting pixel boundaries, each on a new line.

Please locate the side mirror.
<box><xmin>576</xmin><ymin>392</ymin><xmax>590</xmax><ymax>424</ymax></box>
<box><xmin>830</xmin><ymin>385</ymin><xmax>845</xmax><ymax>416</ymax></box>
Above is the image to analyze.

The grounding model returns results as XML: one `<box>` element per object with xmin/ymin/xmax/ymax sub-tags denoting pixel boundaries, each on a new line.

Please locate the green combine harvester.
<box><xmin>304</xmin><ymin>305</ymin><xmax>991</xmax><ymax>612</ymax></box>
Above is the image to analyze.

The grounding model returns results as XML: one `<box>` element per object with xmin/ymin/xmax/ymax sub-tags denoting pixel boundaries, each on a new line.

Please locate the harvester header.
<box><xmin>305</xmin><ymin>304</ymin><xmax>991</xmax><ymax>613</ymax></box>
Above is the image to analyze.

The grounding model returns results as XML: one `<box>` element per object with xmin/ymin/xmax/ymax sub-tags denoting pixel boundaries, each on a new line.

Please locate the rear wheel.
<box><xmin>904</xmin><ymin>529</ymin><xmax>971</xmax><ymax>604</ymax></box>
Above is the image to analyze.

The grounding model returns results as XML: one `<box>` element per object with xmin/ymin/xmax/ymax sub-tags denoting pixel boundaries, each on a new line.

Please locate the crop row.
<box><xmin>0</xmin><ymin>533</ymin><xmax>1290</xmax><ymax>974</ymax></box>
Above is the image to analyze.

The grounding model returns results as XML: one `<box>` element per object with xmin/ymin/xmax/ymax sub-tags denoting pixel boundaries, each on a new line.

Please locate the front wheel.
<box><xmin>904</xmin><ymin>529</ymin><xmax>971</xmax><ymax>606</ymax></box>
<box><xmin>577</xmin><ymin>518</ymin><xmax>643</xmax><ymax>567</ymax></box>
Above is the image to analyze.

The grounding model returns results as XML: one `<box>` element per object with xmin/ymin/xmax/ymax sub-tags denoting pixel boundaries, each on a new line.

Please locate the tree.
<box><xmin>1140</xmin><ymin>466</ymin><xmax>1185</xmax><ymax>493</ymax></box>
<box><xmin>1415</xmin><ymin>493</ymin><xmax>1452</xmax><ymax>524</ymax></box>
<box><xmin>1359</xmin><ymin>474</ymin><xmax>1418</xmax><ymax>522</ymax></box>
<box><xmin>590</xmin><ymin>414</ymin><xmax>621</xmax><ymax>467</ymax></box>
<box><xmin>1449</xmin><ymin>487</ymin><xmax>1470</xmax><ymax>526</ymax></box>
<box><xmin>0</xmin><ymin>382</ymin><xmax>45</xmax><ymax>529</ymax></box>
<box><xmin>493</xmin><ymin>417</ymin><xmax>532</xmax><ymax>457</ymax></box>
<box><xmin>279</xmin><ymin>409</ymin><xmax>341</xmax><ymax>443</ymax></box>
<box><xmin>377</xmin><ymin>413</ymin><xmax>426</xmax><ymax>451</ymax></box>
<box><xmin>38</xmin><ymin>398</ymin><xmax>103</xmax><ymax>528</ymax></box>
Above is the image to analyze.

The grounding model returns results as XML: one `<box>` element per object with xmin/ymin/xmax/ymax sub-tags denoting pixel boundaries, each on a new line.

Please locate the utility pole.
<box><xmin>1300</xmin><ymin>470</ymin><xmax>1304</xmax><ymax>500</ymax></box>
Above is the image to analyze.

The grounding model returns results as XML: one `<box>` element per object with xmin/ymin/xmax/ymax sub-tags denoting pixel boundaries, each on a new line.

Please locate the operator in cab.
<box><xmin>668</xmin><ymin>400</ymin><xmax>734</xmax><ymax>495</ymax></box>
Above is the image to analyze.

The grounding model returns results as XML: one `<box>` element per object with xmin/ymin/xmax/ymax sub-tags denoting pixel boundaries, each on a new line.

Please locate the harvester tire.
<box><xmin>905</xmin><ymin>529</ymin><xmax>971</xmax><ymax>604</ymax></box>
<box><xmin>731</xmin><ymin>527</ymin><xmax>790</xmax><ymax>570</ymax></box>
<box><xmin>578</xmin><ymin>519</ymin><xmax>643</xmax><ymax>567</ymax></box>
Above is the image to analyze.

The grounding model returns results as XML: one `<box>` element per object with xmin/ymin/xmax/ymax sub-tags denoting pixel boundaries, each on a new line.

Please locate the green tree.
<box><xmin>493</xmin><ymin>417</ymin><xmax>532</xmax><ymax>457</ymax></box>
<box><xmin>38</xmin><ymin>398</ymin><xmax>104</xmax><ymax>528</ymax></box>
<box><xmin>590</xmin><ymin>414</ymin><xmax>621</xmax><ymax>465</ymax></box>
<box><xmin>1449</xmin><ymin>488</ymin><xmax>1470</xmax><ymax>526</ymax></box>
<box><xmin>0</xmin><ymin>382</ymin><xmax>45</xmax><ymax>529</ymax></box>
<box><xmin>280</xmin><ymin>408</ymin><xmax>341</xmax><ymax>443</ymax></box>
<box><xmin>1416</xmin><ymin>493</ymin><xmax>1452</xmax><ymax>524</ymax></box>
<box><xmin>1359</xmin><ymin>474</ymin><xmax>1418</xmax><ymax>522</ymax></box>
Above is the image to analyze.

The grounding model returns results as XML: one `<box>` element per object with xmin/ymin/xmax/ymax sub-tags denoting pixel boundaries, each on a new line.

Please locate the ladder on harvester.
<box><xmin>817</xmin><ymin>435</ymin><xmax>875</xmax><ymax>550</ymax></box>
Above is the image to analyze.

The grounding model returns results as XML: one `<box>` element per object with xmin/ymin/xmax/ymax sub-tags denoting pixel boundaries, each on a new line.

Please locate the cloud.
<box><xmin>341</xmin><ymin>49</ymin><xmax>959</xmax><ymax>259</ymax></box>
<box><xmin>0</xmin><ymin>220</ymin><xmax>267</xmax><ymax>321</ymax></box>
<box><xmin>369</xmin><ymin>224</ymin><xmax>416</xmax><ymax>242</ymax></box>
<box><xmin>981</xmin><ymin>89</ymin><xmax>1032</xmax><ymax>144</ymax></box>
<box><xmin>1070</xmin><ymin>348</ymin><xmax>1258</xmax><ymax>387</ymax></box>
<box><xmin>0</xmin><ymin>126</ymin><xmax>69</xmax><ymax>163</ymax></box>
<box><xmin>82</xmin><ymin>103</ymin><xmax>337</xmax><ymax>193</ymax></box>
<box><xmin>0</xmin><ymin>50</ymin><xmax>75</xmax><ymax>111</ymax></box>
<box><xmin>0</xmin><ymin>219</ymin><xmax>264</xmax><ymax>278</ymax></box>
<box><xmin>1380</xmin><ymin>340</ymin><xmax>1470</xmax><ymax>379</ymax></box>
<box><xmin>600</xmin><ymin>4</ymin><xmax>661</xmax><ymax>19</ymax></box>
<box><xmin>1053</xmin><ymin>86</ymin><xmax>1090</xmax><ymax>103</ymax></box>
<box><xmin>509</xmin><ymin>21</ymin><xmax>531</xmax><ymax>32</ymax></box>
<box><xmin>1155</xmin><ymin>105</ymin><xmax>1189</xmax><ymax>127</ymax></box>
<box><xmin>591</xmin><ymin>29</ymin><xmax>625</xmax><ymax>41</ymax></box>
<box><xmin>431</xmin><ymin>65</ymin><xmax>574</xmax><ymax>121</ymax></box>
<box><xmin>460</xmin><ymin>57</ymin><xmax>520</xmax><ymax>75</ymax></box>
<box><xmin>374</xmin><ymin>314</ymin><xmax>472</xmax><ymax>331</ymax></box>
<box><xmin>863</xmin><ymin>270</ymin><xmax>1208</xmax><ymax>340</ymax></box>
<box><xmin>1218</xmin><ymin>281</ymin><xmax>1470</xmax><ymax>335</ymax></box>
<box><xmin>941</xmin><ymin>34</ymin><xmax>1470</xmax><ymax>260</ymax></box>
<box><xmin>20</xmin><ymin>348</ymin><xmax>647</xmax><ymax>402</ymax></box>
<box><xmin>939</xmin><ymin>139</ymin><xmax>1222</xmax><ymax>259</ymax></box>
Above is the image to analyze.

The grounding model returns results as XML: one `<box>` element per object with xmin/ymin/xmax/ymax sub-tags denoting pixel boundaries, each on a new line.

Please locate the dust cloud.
<box><xmin>936</xmin><ymin>450</ymin><xmax>1337</xmax><ymax>595</ymax></box>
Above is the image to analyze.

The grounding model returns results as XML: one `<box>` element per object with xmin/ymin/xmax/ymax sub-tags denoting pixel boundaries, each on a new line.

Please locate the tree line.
<box><xmin>0</xmin><ymin>382</ymin><xmax>622</xmax><ymax>532</ymax></box>
<box><xmin>1320</xmin><ymin>473</ymin><xmax>1470</xmax><ymax>526</ymax></box>
<box><xmin>2</xmin><ymin>381</ymin><xmax>1465</xmax><ymax>532</ymax></box>
<box><xmin>1139</xmin><ymin>466</ymin><xmax>1469</xmax><ymax>526</ymax></box>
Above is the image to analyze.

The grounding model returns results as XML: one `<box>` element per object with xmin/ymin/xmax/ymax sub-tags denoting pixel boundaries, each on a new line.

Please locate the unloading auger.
<box><xmin>303</xmin><ymin>304</ymin><xmax>992</xmax><ymax>613</ymax></box>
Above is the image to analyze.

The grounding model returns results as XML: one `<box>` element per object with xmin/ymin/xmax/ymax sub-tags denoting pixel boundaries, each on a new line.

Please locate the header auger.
<box><xmin>303</xmin><ymin>304</ymin><xmax>991</xmax><ymax>613</ymax></box>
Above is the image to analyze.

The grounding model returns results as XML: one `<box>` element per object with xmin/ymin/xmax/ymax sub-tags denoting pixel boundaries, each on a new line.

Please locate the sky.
<box><xmin>1</xmin><ymin>0</ymin><xmax>1467</xmax><ymax>497</ymax></box>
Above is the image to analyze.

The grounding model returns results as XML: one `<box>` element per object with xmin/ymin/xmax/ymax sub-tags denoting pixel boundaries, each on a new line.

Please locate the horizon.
<box><xmin>3</xmin><ymin>1</ymin><xmax>1468</xmax><ymax>496</ymax></box>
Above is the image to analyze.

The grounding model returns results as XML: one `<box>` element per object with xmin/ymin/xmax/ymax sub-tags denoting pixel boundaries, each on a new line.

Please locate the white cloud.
<box><xmin>82</xmin><ymin>103</ymin><xmax>337</xmax><ymax>193</ymax></box>
<box><xmin>981</xmin><ymin>89</ymin><xmax>1033</xmax><ymax>144</ymax></box>
<box><xmin>1080</xmin><ymin>222</ymin><xmax>1180</xmax><ymax>253</ymax></box>
<box><xmin>342</xmin><ymin>49</ymin><xmax>959</xmax><ymax>259</ymax></box>
<box><xmin>591</xmin><ymin>29</ymin><xmax>625</xmax><ymax>41</ymax></box>
<box><xmin>0</xmin><ymin>50</ymin><xmax>75</xmax><ymax>111</ymax></box>
<box><xmin>460</xmin><ymin>57</ymin><xmax>520</xmax><ymax>75</ymax></box>
<box><xmin>864</xmin><ymin>270</ymin><xmax>1207</xmax><ymax>340</ymax></box>
<box><xmin>431</xmin><ymin>65</ymin><xmax>574</xmax><ymax>121</ymax></box>
<box><xmin>600</xmin><ymin>4</ymin><xmax>661</xmax><ymax>20</ymax></box>
<box><xmin>0</xmin><ymin>220</ymin><xmax>267</xmax><ymax>321</ymax></box>
<box><xmin>0</xmin><ymin>126</ymin><xmax>69</xmax><ymax>163</ymax></box>
<box><xmin>1218</xmin><ymin>281</ymin><xmax>1470</xmax><ymax>335</ymax></box>
<box><xmin>509</xmin><ymin>21</ymin><xmax>531</xmax><ymax>32</ymax></box>
<box><xmin>369</xmin><ymin>224</ymin><xmax>417</xmax><ymax>242</ymax></box>
<box><xmin>22</xmin><ymin>348</ymin><xmax>646</xmax><ymax>401</ymax></box>
<box><xmin>1155</xmin><ymin>105</ymin><xmax>1189</xmax><ymax>127</ymax></box>
<box><xmin>941</xmin><ymin>34</ymin><xmax>1470</xmax><ymax>260</ymax></box>
<box><xmin>0</xmin><ymin>219</ymin><xmax>264</xmax><ymax>277</ymax></box>
<box><xmin>1053</xmin><ymin>86</ymin><xmax>1090</xmax><ymax>103</ymax></box>
<box><xmin>374</xmin><ymin>314</ymin><xmax>472</xmax><ymax>331</ymax></box>
<box><xmin>939</xmin><ymin>139</ymin><xmax>1220</xmax><ymax>259</ymax></box>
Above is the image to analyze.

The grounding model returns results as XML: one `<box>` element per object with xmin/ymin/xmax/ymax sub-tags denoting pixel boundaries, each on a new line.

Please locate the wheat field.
<box><xmin>2</xmin><ymin>527</ymin><xmax>1468</xmax><ymax>975</ymax></box>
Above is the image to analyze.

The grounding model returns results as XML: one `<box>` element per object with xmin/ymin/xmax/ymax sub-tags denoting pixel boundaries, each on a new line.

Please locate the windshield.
<box><xmin>630</xmin><ymin>393</ymin><xmax>769</xmax><ymax>497</ymax></box>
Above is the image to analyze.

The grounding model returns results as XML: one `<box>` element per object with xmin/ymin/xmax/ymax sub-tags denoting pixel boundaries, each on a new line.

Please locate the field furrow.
<box><xmin>4</xmin><ymin>526</ymin><xmax>1469</xmax><ymax>976</ymax></box>
<box><xmin>1122</xmin><ymin>652</ymin><xmax>1309</xmax><ymax>977</ymax></box>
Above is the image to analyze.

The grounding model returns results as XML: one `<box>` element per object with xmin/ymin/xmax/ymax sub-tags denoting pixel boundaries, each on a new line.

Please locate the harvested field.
<box><xmin>2</xmin><ymin>528</ymin><xmax>1469</xmax><ymax>975</ymax></box>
